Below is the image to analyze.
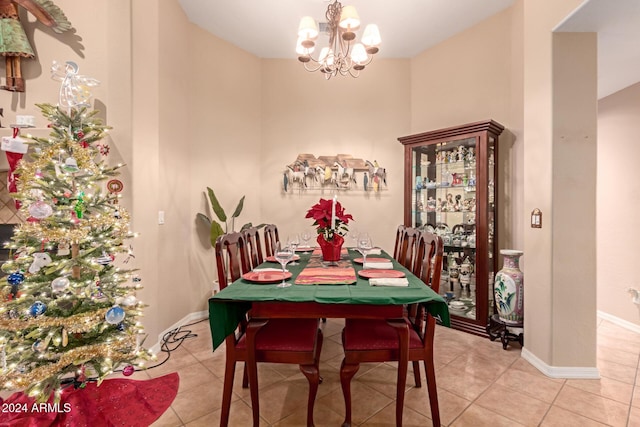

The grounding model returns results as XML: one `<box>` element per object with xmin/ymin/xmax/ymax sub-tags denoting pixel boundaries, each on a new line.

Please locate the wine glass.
<box><xmin>357</xmin><ymin>232</ymin><xmax>373</xmax><ymax>265</ymax></box>
<box><xmin>274</xmin><ymin>242</ymin><xmax>294</xmax><ymax>288</ymax></box>
<box><xmin>301</xmin><ymin>230</ymin><xmax>312</xmax><ymax>251</ymax></box>
<box><xmin>288</xmin><ymin>235</ymin><xmax>300</xmax><ymax>265</ymax></box>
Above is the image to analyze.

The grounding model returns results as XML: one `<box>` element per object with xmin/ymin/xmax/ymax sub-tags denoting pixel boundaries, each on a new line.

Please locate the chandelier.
<box><xmin>296</xmin><ymin>0</ymin><xmax>381</xmax><ymax>79</ymax></box>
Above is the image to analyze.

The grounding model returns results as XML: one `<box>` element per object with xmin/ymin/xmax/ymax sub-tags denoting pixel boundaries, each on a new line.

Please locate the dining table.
<box><xmin>208</xmin><ymin>246</ymin><xmax>450</xmax><ymax>426</ymax></box>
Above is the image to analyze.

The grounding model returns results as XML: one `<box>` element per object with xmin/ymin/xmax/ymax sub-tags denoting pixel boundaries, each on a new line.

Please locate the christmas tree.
<box><xmin>0</xmin><ymin>64</ymin><xmax>151</xmax><ymax>402</ymax></box>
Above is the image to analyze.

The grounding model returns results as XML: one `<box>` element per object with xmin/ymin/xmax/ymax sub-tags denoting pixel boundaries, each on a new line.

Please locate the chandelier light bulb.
<box><xmin>296</xmin><ymin>37</ymin><xmax>315</xmax><ymax>59</ymax></box>
<box><xmin>362</xmin><ymin>24</ymin><xmax>381</xmax><ymax>54</ymax></box>
<box><xmin>339</xmin><ymin>5</ymin><xmax>360</xmax><ymax>31</ymax></box>
<box><xmin>298</xmin><ymin>16</ymin><xmax>319</xmax><ymax>43</ymax></box>
<box><xmin>350</xmin><ymin>43</ymin><xmax>368</xmax><ymax>67</ymax></box>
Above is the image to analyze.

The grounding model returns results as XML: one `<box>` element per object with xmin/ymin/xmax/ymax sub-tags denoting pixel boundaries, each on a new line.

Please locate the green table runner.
<box><xmin>208</xmin><ymin>248</ymin><xmax>450</xmax><ymax>349</ymax></box>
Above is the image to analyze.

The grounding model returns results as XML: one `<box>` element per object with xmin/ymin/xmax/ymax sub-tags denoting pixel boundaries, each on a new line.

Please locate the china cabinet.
<box><xmin>398</xmin><ymin>120</ymin><xmax>504</xmax><ymax>336</ymax></box>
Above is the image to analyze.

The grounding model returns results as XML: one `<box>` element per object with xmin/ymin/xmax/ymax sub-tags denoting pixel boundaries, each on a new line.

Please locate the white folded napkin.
<box><xmin>367</xmin><ymin>248</ymin><xmax>382</xmax><ymax>255</ymax></box>
<box><xmin>363</xmin><ymin>261</ymin><xmax>394</xmax><ymax>269</ymax></box>
<box><xmin>369</xmin><ymin>278</ymin><xmax>409</xmax><ymax>287</ymax></box>
<box><xmin>252</xmin><ymin>268</ymin><xmax>285</xmax><ymax>272</ymax></box>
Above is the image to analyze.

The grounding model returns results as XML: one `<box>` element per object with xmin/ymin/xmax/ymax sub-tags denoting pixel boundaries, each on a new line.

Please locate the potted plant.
<box><xmin>197</xmin><ymin>187</ymin><xmax>262</xmax><ymax>247</ymax></box>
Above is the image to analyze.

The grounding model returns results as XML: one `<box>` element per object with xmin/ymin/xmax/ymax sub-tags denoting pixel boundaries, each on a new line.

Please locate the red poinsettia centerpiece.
<box><xmin>305</xmin><ymin>197</ymin><xmax>353</xmax><ymax>241</ymax></box>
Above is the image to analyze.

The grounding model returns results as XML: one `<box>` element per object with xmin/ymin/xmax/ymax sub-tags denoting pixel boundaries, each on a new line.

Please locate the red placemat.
<box><xmin>295</xmin><ymin>266</ymin><xmax>357</xmax><ymax>285</ymax></box>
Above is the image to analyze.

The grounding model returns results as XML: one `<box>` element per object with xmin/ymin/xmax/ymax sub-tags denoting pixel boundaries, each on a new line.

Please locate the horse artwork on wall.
<box><xmin>283</xmin><ymin>154</ymin><xmax>388</xmax><ymax>193</ymax></box>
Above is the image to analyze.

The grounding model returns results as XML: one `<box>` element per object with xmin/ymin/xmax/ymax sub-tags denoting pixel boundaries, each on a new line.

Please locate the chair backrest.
<box><xmin>215</xmin><ymin>232</ymin><xmax>251</xmax><ymax>290</ymax></box>
<box><xmin>392</xmin><ymin>225</ymin><xmax>406</xmax><ymax>261</ymax></box>
<box><xmin>398</xmin><ymin>227</ymin><xmax>420</xmax><ymax>271</ymax></box>
<box><xmin>242</xmin><ymin>226</ymin><xmax>264</xmax><ymax>269</ymax></box>
<box><xmin>411</xmin><ymin>231</ymin><xmax>444</xmax><ymax>348</ymax></box>
<box><xmin>413</xmin><ymin>231</ymin><xmax>444</xmax><ymax>294</ymax></box>
<box><xmin>263</xmin><ymin>224</ymin><xmax>280</xmax><ymax>257</ymax></box>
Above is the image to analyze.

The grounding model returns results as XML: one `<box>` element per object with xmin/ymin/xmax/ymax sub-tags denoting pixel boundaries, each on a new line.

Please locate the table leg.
<box><xmin>246</xmin><ymin>319</ymin><xmax>268</xmax><ymax>427</ymax></box>
<box><xmin>340</xmin><ymin>358</ymin><xmax>360</xmax><ymax>427</ymax></box>
<box><xmin>387</xmin><ymin>319</ymin><xmax>409</xmax><ymax>427</ymax></box>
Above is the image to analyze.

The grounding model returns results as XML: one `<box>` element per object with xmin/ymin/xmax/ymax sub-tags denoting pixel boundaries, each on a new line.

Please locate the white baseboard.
<box><xmin>597</xmin><ymin>310</ymin><xmax>640</xmax><ymax>334</ymax></box>
<box><xmin>521</xmin><ymin>347</ymin><xmax>600</xmax><ymax>379</ymax></box>
<box><xmin>148</xmin><ymin>310</ymin><xmax>209</xmax><ymax>354</ymax></box>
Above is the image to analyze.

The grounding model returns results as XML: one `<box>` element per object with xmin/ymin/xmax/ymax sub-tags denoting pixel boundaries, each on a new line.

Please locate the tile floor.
<box><xmin>137</xmin><ymin>316</ymin><xmax>640</xmax><ymax>426</ymax></box>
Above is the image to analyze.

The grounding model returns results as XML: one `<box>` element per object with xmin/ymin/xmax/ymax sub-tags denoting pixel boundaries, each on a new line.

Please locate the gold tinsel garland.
<box><xmin>0</xmin><ymin>307</ymin><xmax>110</xmax><ymax>333</ymax></box>
<box><xmin>13</xmin><ymin>209</ymin><xmax>131</xmax><ymax>244</ymax></box>
<box><xmin>18</xmin><ymin>142</ymin><xmax>103</xmax><ymax>181</ymax></box>
<box><xmin>0</xmin><ymin>335</ymin><xmax>138</xmax><ymax>389</ymax></box>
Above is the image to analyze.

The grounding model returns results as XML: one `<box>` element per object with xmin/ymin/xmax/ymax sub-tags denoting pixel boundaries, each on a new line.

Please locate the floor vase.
<box><xmin>494</xmin><ymin>250</ymin><xmax>524</xmax><ymax>324</ymax></box>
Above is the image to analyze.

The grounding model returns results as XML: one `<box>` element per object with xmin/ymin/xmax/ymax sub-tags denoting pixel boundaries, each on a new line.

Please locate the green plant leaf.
<box><xmin>207</xmin><ymin>187</ymin><xmax>227</xmax><ymax>222</ymax></box>
<box><xmin>196</xmin><ymin>213</ymin><xmax>211</xmax><ymax>228</ymax></box>
<box><xmin>231</xmin><ymin>196</ymin><xmax>245</xmax><ymax>219</ymax></box>
<box><xmin>210</xmin><ymin>220</ymin><xmax>225</xmax><ymax>247</ymax></box>
<box><xmin>240</xmin><ymin>222</ymin><xmax>266</xmax><ymax>231</ymax></box>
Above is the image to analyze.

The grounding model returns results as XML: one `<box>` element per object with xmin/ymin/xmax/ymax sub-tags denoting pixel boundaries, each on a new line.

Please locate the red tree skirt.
<box><xmin>0</xmin><ymin>372</ymin><xmax>179</xmax><ymax>427</ymax></box>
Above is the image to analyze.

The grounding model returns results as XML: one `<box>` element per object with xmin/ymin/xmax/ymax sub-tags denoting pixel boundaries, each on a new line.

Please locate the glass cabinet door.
<box><xmin>411</xmin><ymin>137</ymin><xmax>478</xmax><ymax>320</ymax></box>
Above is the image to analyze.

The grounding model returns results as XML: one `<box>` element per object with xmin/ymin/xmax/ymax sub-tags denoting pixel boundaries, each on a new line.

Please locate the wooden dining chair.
<box><xmin>263</xmin><ymin>224</ymin><xmax>280</xmax><ymax>257</ymax></box>
<box><xmin>398</xmin><ymin>226</ymin><xmax>421</xmax><ymax>270</ymax></box>
<box><xmin>215</xmin><ymin>232</ymin><xmax>323</xmax><ymax>427</ymax></box>
<box><xmin>242</xmin><ymin>226</ymin><xmax>264</xmax><ymax>270</ymax></box>
<box><xmin>392</xmin><ymin>224</ymin><xmax>406</xmax><ymax>262</ymax></box>
<box><xmin>340</xmin><ymin>231</ymin><xmax>444</xmax><ymax>427</ymax></box>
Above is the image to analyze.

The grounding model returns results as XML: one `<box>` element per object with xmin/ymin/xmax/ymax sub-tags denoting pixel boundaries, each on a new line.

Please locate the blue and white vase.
<box><xmin>494</xmin><ymin>250</ymin><xmax>524</xmax><ymax>324</ymax></box>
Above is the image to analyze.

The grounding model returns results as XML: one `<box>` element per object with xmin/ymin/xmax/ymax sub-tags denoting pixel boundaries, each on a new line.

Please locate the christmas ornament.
<box><xmin>97</xmin><ymin>143</ymin><xmax>110</xmax><ymax>156</ymax></box>
<box><xmin>29</xmin><ymin>301</ymin><xmax>47</xmax><ymax>317</ymax></box>
<box><xmin>28</xmin><ymin>252</ymin><xmax>52</xmax><ymax>274</ymax></box>
<box><xmin>62</xmin><ymin>156</ymin><xmax>79</xmax><ymax>173</ymax></box>
<box><xmin>32</xmin><ymin>339</ymin><xmax>47</xmax><ymax>353</ymax></box>
<box><xmin>51</xmin><ymin>276</ymin><xmax>70</xmax><ymax>293</ymax></box>
<box><xmin>28</xmin><ymin>201</ymin><xmax>53</xmax><ymax>219</ymax></box>
<box><xmin>74</xmin><ymin>192</ymin><xmax>85</xmax><ymax>218</ymax></box>
<box><xmin>107</xmin><ymin>179</ymin><xmax>123</xmax><ymax>194</ymax></box>
<box><xmin>121</xmin><ymin>295</ymin><xmax>137</xmax><ymax>307</ymax></box>
<box><xmin>8</xmin><ymin>309</ymin><xmax>18</xmax><ymax>319</ymax></box>
<box><xmin>70</xmin><ymin>211</ymin><xmax>80</xmax><ymax>224</ymax></box>
<box><xmin>122</xmin><ymin>365</ymin><xmax>135</xmax><ymax>376</ymax></box>
<box><xmin>96</xmin><ymin>253</ymin><xmax>113</xmax><ymax>265</ymax></box>
<box><xmin>57</xmin><ymin>242</ymin><xmax>70</xmax><ymax>256</ymax></box>
<box><xmin>132</xmin><ymin>275</ymin><xmax>142</xmax><ymax>283</ymax></box>
<box><xmin>62</xmin><ymin>328</ymin><xmax>68</xmax><ymax>347</ymax></box>
<box><xmin>105</xmin><ymin>306</ymin><xmax>125</xmax><ymax>324</ymax></box>
<box><xmin>7</xmin><ymin>272</ymin><xmax>25</xmax><ymax>286</ymax></box>
<box><xmin>116</xmin><ymin>322</ymin><xmax>126</xmax><ymax>332</ymax></box>
<box><xmin>51</xmin><ymin>60</ymin><xmax>100</xmax><ymax>108</ymax></box>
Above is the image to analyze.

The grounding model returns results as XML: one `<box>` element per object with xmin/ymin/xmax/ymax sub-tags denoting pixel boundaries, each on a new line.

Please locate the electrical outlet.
<box><xmin>158</xmin><ymin>211</ymin><xmax>165</xmax><ymax>225</ymax></box>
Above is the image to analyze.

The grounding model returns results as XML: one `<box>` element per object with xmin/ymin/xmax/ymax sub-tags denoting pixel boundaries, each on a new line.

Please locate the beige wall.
<box><xmin>260</xmin><ymin>59</ymin><xmax>411</xmax><ymax>252</ymax></box>
<box><xmin>188</xmin><ymin>26</ymin><xmax>263</xmax><ymax>294</ymax></box>
<box><xmin>598</xmin><ymin>81</ymin><xmax>640</xmax><ymax>325</ymax></box>
<box><xmin>522</xmin><ymin>0</ymin><xmax>595</xmax><ymax>367</ymax></box>
<box><xmin>551</xmin><ymin>32</ymin><xmax>598</xmax><ymax>366</ymax></box>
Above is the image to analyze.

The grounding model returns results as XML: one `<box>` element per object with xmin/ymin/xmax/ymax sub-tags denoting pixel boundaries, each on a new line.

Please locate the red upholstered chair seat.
<box><xmin>237</xmin><ymin>318</ymin><xmax>320</xmax><ymax>351</ymax></box>
<box><xmin>343</xmin><ymin>318</ymin><xmax>423</xmax><ymax>351</ymax></box>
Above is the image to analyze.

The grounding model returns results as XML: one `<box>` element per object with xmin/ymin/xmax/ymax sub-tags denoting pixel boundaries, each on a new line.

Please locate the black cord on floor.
<box><xmin>117</xmin><ymin>317</ymin><xmax>209</xmax><ymax>373</ymax></box>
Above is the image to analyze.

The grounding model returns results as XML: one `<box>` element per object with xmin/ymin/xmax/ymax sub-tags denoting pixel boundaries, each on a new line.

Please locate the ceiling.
<box><xmin>179</xmin><ymin>0</ymin><xmax>640</xmax><ymax>99</ymax></box>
